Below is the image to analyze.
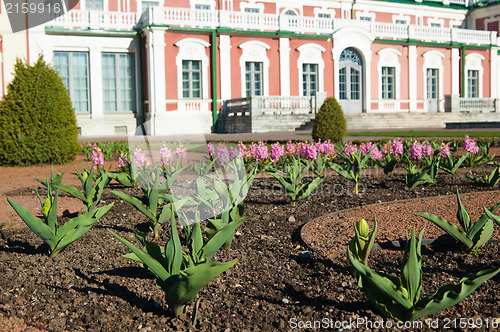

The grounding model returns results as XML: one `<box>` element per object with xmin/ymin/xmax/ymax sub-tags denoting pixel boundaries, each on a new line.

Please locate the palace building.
<box><xmin>6</xmin><ymin>0</ymin><xmax>500</xmax><ymax>135</ymax></box>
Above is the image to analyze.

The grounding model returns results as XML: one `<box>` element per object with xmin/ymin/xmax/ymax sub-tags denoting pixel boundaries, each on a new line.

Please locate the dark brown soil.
<box><xmin>1</xmin><ymin>165</ymin><xmax>500</xmax><ymax>331</ymax></box>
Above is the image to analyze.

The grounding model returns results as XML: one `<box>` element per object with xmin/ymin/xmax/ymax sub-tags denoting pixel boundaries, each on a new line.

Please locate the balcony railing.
<box><xmin>47</xmin><ymin>8</ymin><xmax>498</xmax><ymax>46</ymax></box>
<box><xmin>49</xmin><ymin>10</ymin><xmax>140</xmax><ymax>30</ymax></box>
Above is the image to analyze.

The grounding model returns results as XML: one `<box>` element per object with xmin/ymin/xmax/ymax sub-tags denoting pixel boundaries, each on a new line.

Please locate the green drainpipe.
<box><xmin>211</xmin><ymin>30</ymin><xmax>218</xmax><ymax>132</ymax></box>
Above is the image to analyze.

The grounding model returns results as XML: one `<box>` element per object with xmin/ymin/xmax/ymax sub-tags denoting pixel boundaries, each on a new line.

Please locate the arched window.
<box><xmin>238</xmin><ymin>40</ymin><xmax>271</xmax><ymax>97</ymax></box>
<box><xmin>175</xmin><ymin>38</ymin><xmax>210</xmax><ymax>102</ymax></box>
<box><xmin>422</xmin><ymin>50</ymin><xmax>445</xmax><ymax>112</ymax></box>
<box><xmin>464</xmin><ymin>53</ymin><xmax>485</xmax><ymax>98</ymax></box>
<box><xmin>296</xmin><ymin>43</ymin><xmax>326</xmax><ymax>96</ymax></box>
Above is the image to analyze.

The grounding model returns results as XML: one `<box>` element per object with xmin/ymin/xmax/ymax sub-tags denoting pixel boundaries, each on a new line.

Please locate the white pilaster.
<box><xmin>279</xmin><ymin>37</ymin><xmax>290</xmax><ymax>96</ymax></box>
<box><xmin>89</xmin><ymin>47</ymin><xmax>103</xmax><ymax>119</ymax></box>
<box><xmin>408</xmin><ymin>45</ymin><xmax>417</xmax><ymax>111</ymax></box>
<box><xmin>146</xmin><ymin>27</ymin><xmax>166</xmax><ymax>135</ymax></box>
<box><xmin>491</xmin><ymin>48</ymin><xmax>499</xmax><ymax>98</ymax></box>
<box><xmin>219</xmin><ymin>35</ymin><xmax>232</xmax><ymax>101</ymax></box>
<box><xmin>451</xmin><ymin>48</ymin><xmax>460</xmax><ymax>96</ymax></box>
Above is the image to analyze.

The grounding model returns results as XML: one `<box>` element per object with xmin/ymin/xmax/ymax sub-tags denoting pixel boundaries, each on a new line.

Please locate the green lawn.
<box><xmin>345</xmin><ymin>130</ymin><xmax>500</xmax><ymax>138</ymax></box>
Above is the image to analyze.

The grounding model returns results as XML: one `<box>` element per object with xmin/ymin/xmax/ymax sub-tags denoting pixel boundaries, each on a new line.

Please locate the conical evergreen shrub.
<box><xmin>312</xmin><ymin>97</ymin><xmax>347</xmax><ymax>143</ymax></box>
<box><xmin>0</xmin><ymin>56</ymin><xmax>80</xmax><ymax>166</ymax></box>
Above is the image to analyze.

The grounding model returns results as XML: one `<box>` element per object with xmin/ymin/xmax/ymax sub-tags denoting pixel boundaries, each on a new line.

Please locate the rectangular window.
<box><xmin>359</xmin><ymin>16</ymin><xmax>372</xmax><ymax>22</ymax></box>
<box><xmin>142</xmin><ymin>0</ymin><xmax>159</xmax><ymax>12</ymax></box>
<box><xmin>350</xmin><ymin>68</ymin><xmax>360</xmax><ymax>100</ymax></box>
<box><xmin>430</xmin><ymin>23</ymin><xmax>442</xmax><ymax>28</ymax></box>
<box><xmin>381</xmin><ymin>67</ymin><xmax>395</xmax><ymax>100</ymax></box>
<box><xmin>182</xmin><ymin>60</ymin><xmax>202</xmax><ymax>98</ymax></box>
<box><xmin>317</xmin><ymin>13</ymin><xmax>331</xmax><ymax>19</ymax></box>
<box><xmin>468</xmin><ymin>70</ymin><xmax>479</xmax><ymax>98</ymax></box>
<box><xmin>339</xmin><ymin>67</ymin><xmax>347</xmax><ymax>100</ymax></box>
<box><xmin>426</xmin><ymin>68</ymin><xmax>439</xmax><ymax>99</ymax></box>
<box><xmin>54</xmin><ymin>52</ymin><xmax>89</xmax><ymax>113</ymax></box>
<box><xmin>395</xmin><ymin>19</ymin><xmax>407</xmax><ymax>25</ymax></box>
<box><xmin>302</xmin><ymin>63</ymin><xmax>318</xmax><ymax>96</ymax></box>
<box><xmin>102</xmin><ymin>53</ymin><xmax>136</xmax><ymax>112</ymax></box>
<box><xmin>85</xmin><ymin>0</ymin><xmax>103</xmax><ymax>10</ymax></box>
<box><xmin>245</xmin><ymin>62</ymin><xmax>263</xmax><ymax>96</ymax></box>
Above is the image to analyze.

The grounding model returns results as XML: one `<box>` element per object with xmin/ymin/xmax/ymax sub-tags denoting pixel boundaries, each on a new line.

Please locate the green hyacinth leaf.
<box><xmin>162</xmin><ymin>259</ymin><xmax>238</xmax><ymax>316</ymax></box>
<box><xmin>111</xmin><ymin>190</ymin><xmax>156</xmax><ymax>222</ymax></box>
<box><xmin>109</xmin><ymin>230</ymin><xmax>170</xmax><ymax>281</ymax></box>
<box><xmin>348</xmin><ymin>249</ymin><xmax>412</xmax><ymax>321</ymax></box>
<box><xmin>401</xmin><ymin>228</ymin><xmax>424</xmax><ymax>304</ymax></box>
<box><xmin>470</xmin><ymin>219</ymin><xmax>493</xmax><ymax>253</ymax></box>
<box><xmin>296</xmin><ymin>176</ymin><xmax>324</xmax><ymax>201</ymax></box>
<box><xmin>7</xmin><ymin>197</ymin><xmax>56</xmax><ymax>250</ymax></box>
<box><xmin>456</xmin><ymin>190</ymin><xmax>471</xmax><ymax>231</ymax></box>
<box><xmin>164</xmin><ymin>212</ymin><xmax>183</xmax><ymax>276</ymax></box>
<box><xmin>484</xmin><ymin>207</ymin><xmax>500</xmax><ymax>227</ymax></box>
<box><xmin>414</xmin><ymin>212</ymin><xmax>473</xmax><ymax>250</ymax></box>
<box><xmin>201</xmin><ymin>217</ymin><xmax>247</xmax><ymax>261</ymax></box>
<box><xmin>410</xmin><ymin>265</ymin><xmax>500</xmax><ymax>321</ymax></box>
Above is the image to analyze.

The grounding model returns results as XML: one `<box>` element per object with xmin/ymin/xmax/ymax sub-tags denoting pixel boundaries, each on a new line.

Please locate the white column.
<box><xmin>219</xmin><ymin>35</ymin><xmax>232</xmax><ymax>101</ymax></box>
<box><xmin>279</xmin><ymin>37</ymin><xmax>290</xmax><ymax>96</ymax></box>
<box><xmin>89</xmin><ymin>47</ymin><xmax>103</xmax><ymax>119</ymax></box>
<box><xmin>451</xmin><ymin>48</ymin><xmax>460</xmax><ymax>96</ymax></box>
<box><xmin>146</xmin><ymin>27</ymin><xmax>166</xmax><ymax>135</ymax></box>
<box><xmin>408</xmin><ymin>45</ymin><xmax>417</xmax><ymax>111</ymax></box>
<box><xmin>491</xmin><ymin>47</ymin><xmax>499</xmax><ymax>98</ymax></box>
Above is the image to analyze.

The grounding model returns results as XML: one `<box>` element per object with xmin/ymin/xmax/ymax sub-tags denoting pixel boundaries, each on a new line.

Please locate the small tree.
<box><xmin>312</xmin><ymin>97</ymin><xmax>347</xmax><ymax>143</ymax></box>
<box><xmin>0</xmin><ymin>56</ymin><xmax>79</xmax><ymax>166</ymax></box>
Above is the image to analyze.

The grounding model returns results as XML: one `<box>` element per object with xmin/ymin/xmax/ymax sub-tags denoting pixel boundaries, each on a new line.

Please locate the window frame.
<box><xmin>381</xmin><ymin>66</ymin><xmax>395</xmax><ymax>100</ymax></box>
<box><xmin>182</xmin><ymin>60</ymin><xmax>203</xmax><ymax>99</ymax></box>
<box><xmin>101</xmin><ymin>52</ymin><xmax>137</xmax><ymax>113</ymax></box>
<box><xmin>245</xmin><ymin>61</ymin><xmax>263</xmax><ymax>96</ymax></box>
<box><xmin>53</xmin><ymin>51</ymin><xmax>90</xmax><ymax>113</ymax></box>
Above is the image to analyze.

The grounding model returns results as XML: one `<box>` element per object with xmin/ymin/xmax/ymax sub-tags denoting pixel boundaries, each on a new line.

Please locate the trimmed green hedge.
<box><xmin>312</xmin><ymin>97</ymin><xmax>347</xmax><ymax>143</ymax></box>
<box><xmin>0</xmin><ymin>56</ymin><xmax>79</xmax><ymax>166</ymax></box>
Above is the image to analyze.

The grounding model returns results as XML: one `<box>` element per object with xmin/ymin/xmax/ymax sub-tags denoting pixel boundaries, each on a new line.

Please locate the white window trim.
<box><xmin>392</xmin><ymin>14</ymin><xmax>410</xmax><ymax>24</ymax></box>
<box><xmin>281</xmin><ymin>8</ymin><xmax>300</xmax><ymax>16</ymax></box>
<box><xmin>313</xmin><ymin>8</ymin><xmax>335</xmax><ymax>18</ymax></box>
<box><xmin>80</xmin><ymin>0</ymin><xmax>109</xmax><ymax>11</ymax></box>
<box><xmin>428</xmin><ymin>18</ymin><xmax>444</xmax><ymax>27</ymax></box>
<box><xmin>137</xmin><ymin>0</ymin><xmax>160</xmax><ymax>13</ymax></box>
<box><xmin>296</xmin><ymin>43</ymin><xmax>326</xmax><ymax>96</ymax></box>
<box><xmin>101</xmin><ymin>52</ymin><xmax>138</xmax><ymax>113</ymax></box>
<box><xmin>175</xmin><ymin>38</ymin><xmax>210</xmax><ymax>110</ymax></box>
<box><xmin>356</xmin><ymin>11</ymin><xmax>375</xmax><ymax>21</ymax></box>
<box><xmin>190</xmin><ymin>0</ymin><xmax>216</xmax><ymax>10</ymax></box>
<box><xmin>377</xmin><ymin>48</ymin><xmax>402</xmax><ymax>111</ymax></box>
<box><xmin>240</xmin><ymin>2</ymin><xmax>264</xmax><ymax>12</ymax></box>
<box><xmin>422</xmin><ymin>50</ymin><xmax>445</xmax><ymax>111</ymax></box>
<box><xmin>238</xmin><ymin>40</ymin><xmax>271</xmax><ymax>97</ymax></box>
<box><xmin>450</xmin><ymin>19</ymin><xmax>463</xmax><ymax>28</ymax></box>
<box><xmin>465</xmin><ymin>53</ymin><xmax>485</xmax><ymax>98</ymax></box>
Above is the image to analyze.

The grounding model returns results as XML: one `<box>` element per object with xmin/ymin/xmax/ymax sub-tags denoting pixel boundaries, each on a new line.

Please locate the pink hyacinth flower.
<box><xmin>421</xmin><ymin>141</ymin><xmax>433</xmax><ymax>157</ymax></box>
<box><xmin>255</xmin><ymin>141</ymin><xmax>269</xmax><ymax>161</ymax></box>
<box><xmin>270</xmin><ymin>142</ymin><xmax>285</xmax><ymax>163</ymax></box>
<box><xmin>438</xmin><ymin>143</ymin><xmax>451</xmax><ymax>159</ymax></box>
<box><xmin>392</xmin><ymin>138</ymin><xmax>404</xmax><ymax>158</ymax></box>
<box><xmin>160</xmin><ymin>145</ymin><xmax>173</xmax><ymax>167</ymax></box>
<box><xmin>175</xmin><ymin>145</ymin><xmax>187</xmax><ymax>159</ymax></box>
<box><xmin>216</xmin><ymin>143</ymin><xmax>230</xmax><ymax>167</ymax></box>
<box><xmin>463</xmin><ymin>135</ymin><xmax>479</xmax><ymax>154</ymax></box>
<box><xmin>91</xmin><ymin>147</ymin><xmax>104</xmax><ymax>166</ymax></box>
<box><xmin>410</xmin><ymin>140</ymin><xmax>423</xmax><ymax>160</ymax></box>
<box><xmin>134</xmin><ymin>148</ymin><xmax>146</xmax><ymax>168</ymax></box>
<box><xmin>344</xmin><ymin>142</ymin><xmax>358</xmax><ymax>156</ymax></box>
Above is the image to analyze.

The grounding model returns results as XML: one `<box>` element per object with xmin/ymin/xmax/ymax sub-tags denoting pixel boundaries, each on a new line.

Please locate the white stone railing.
<box><xmin>459</xmin><ymin>97</ymin><xmax>496</xmax><ymax>112</ymax></box>
<box><xmin>49</xmin><ymin>10</ymin><xmax>140</xmax><ymax>30</ymax></box>
<box><xmin>255</xmin><ymin>96</ymin><xmax>311</xmax><ymax>114</ymax></box>
<box><xmin>445</xmin><ymin>95</ymin><xmax>499</xmax><ymax>112</ymax></box>
<box><xmin>48</xmin><ymin>8</ymin><xmax>497</xmax><ymax>46</ymax></box>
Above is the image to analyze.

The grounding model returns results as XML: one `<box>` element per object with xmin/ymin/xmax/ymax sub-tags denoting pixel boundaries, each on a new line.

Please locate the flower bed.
<box><xmin>1</xmin><ymin>137</ymin><xmax>500</xmax><ymax>330</ymax></box>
